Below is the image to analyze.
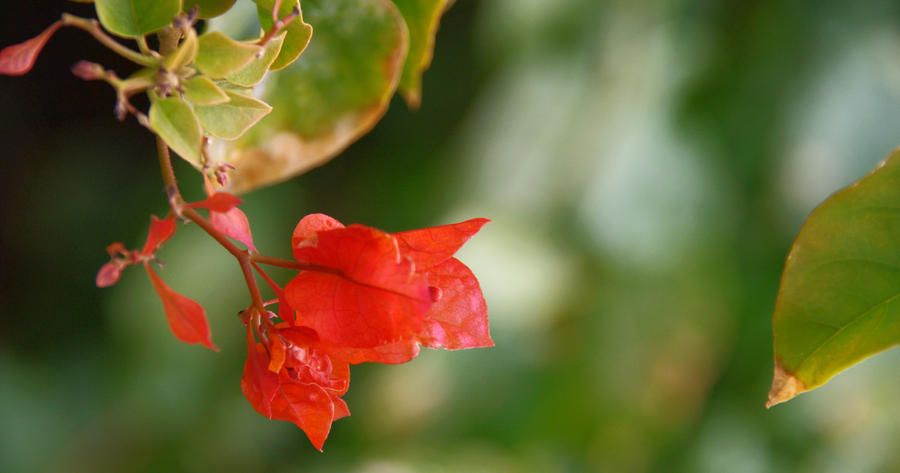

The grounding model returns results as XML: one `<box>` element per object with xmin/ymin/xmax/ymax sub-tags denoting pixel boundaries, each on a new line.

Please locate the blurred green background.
<box><xmin>2</xmin><ymin>1</ymin><xmax>900</xmax><ymax>472</ymax></box>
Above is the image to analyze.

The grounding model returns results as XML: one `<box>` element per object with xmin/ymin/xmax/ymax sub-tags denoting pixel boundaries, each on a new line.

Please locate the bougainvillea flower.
<box><xmin>284</xmin><ymin>214</ymin><xmax>492</xmax><ymax>365</ymax></box>
<box><xmin>241</xmin><ymin>323</ymin><xmax>349</xmax><ymax>450</ymax></box>
<box><xmin>188</xmin><ymin>192</ymin><xmax>257</xmax><ymax>251</ymax></box>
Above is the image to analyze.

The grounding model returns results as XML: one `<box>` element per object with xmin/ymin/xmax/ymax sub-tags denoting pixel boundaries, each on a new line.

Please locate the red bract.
<box><xmin>189</xmin><ymin>193</ymin><xmax>257</xmax><ymax>252</ymax></box>
<box><xmin>0</xmin><ymin>21</ymin><xmax>62</xmax><ymax>76</ymax></box>
<box><xmin>284</xmin><ymin>214</ymin><xmax>492</xmax><ymax>364</ymax></box>
<box><xmin>145</xmin><ymin>263</ymin><xmax>218</xmax><ymax>351</ymax></box>
<box><xmin>241</xmin><ymin>323</ymin><xmax>349</xmax><ymax>451</ymax></box>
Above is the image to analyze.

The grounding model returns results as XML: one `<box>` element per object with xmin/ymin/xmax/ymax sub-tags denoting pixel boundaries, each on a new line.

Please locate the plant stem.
<box><xmin>251</xmin><ymin>254</ymin><xmax>341</xmax><ymax>276</ymax></box>
<box><xmin>156</xmin><ymin>137</ymin><xmax>268</xmax><ymax>318</ymax></box>
<box><xmin>60</xmin><ymin>14</ymin><xmax>157</xmax><ymax>67</ymax></box>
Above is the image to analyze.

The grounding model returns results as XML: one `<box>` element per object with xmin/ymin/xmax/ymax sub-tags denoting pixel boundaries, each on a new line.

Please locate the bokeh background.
<box><xmin>2</xmin><ymin>1</ymin><xmax>900</xmax><ymax>472</ymax></box>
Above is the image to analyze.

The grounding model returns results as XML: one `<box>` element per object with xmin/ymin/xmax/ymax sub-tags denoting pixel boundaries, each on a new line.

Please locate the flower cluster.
<box><xmin>242</xmin><ymin>214</ymin><xmax>491</xmax><ymax>449</ymax></box>
<box><xmin>99</xmin><ymin>204</ymin><xmax>491</xmax><ymax>450</ymax></box>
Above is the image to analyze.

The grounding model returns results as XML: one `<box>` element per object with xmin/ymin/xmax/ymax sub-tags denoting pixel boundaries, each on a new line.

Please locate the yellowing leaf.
<box><xmin>768</xmin><ymin>148</ymin><xmax>900</xmax><ymax>407</ymax></box>
<box><xmin>390</xmin><ymin>0</ymin><xmax>452</xmax><ymax>108</ymax></box>
<box><xmin>214</xmin><ymin>0</ymin><xmax>409</xmax><ymax>193</ymax></box>
<box><xmin>195</xmin><ymin>90</ymin><xmax>272</xmax><ymax>140</ymax></box>
<box><xmin>149</xmin><ymin>95</ymin><xmax>204</xmax><ymax>166</ymax></box>
<box><xmin>195</xmin><ymin>31</ymin><xmax>261</xmax><ymax>79</ymax></box>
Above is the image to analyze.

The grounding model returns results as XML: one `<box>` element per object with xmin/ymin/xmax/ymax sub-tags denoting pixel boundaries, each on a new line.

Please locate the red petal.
<box><xmin>286</xmin><ymin>225</ymin><xmax>431</xmax><ymax>348</ymax></box>
<box><xmin>394</xmin><ymin>218</ymin><xmax>489</xmax><ymax>270</ymax></box>
<box><xmin>291</xmin><ymin>213</ymin><xmax>345</xmax><ymax>253</ymax></box>
<box><xmin>326</xmin><ymin>339</ymin><xmax>421</xmax><ymax>365</ymax></box>
<box><xmin>96</xmin><ymin>260</ymin><xmax>125</xmax><ymax>288</ymax></box>
<box><xmin>241</xmin><ymin>326</ymin><xmax>279</xmax><ymax>418</ymax></box>
<box><xmin>0</xmin><ymin>22</ymin><xmax>62</xmax><ymax>76</ymax></box>
<box><xmin>268</xmin><ymin>336</ymin><xmax>287</xmax><ymax>372</ymax></box>
<box><xmin>141</xmin><ymin>215</ymin><xmax>177</xmax><ymax>256</ymax></box>
<box><xmin>145</xmin><ymin>264</ymin><xmax>217</xmax><ymax>350</ymax></box>
<box><xmin>188</xmin><ymin>192</ymin><xmax>243</xmax><ymax>213</ymax></box>
<box><xmin>210</xmin><ymin>207</ymin><xmax>256</xmax><ymax>252</ymax></box>
<box><xmin>331</xmin><ymin>396</ymin><xmax>350</xmax><ymax>421</ymax></box>
<box><xmin>270</xmin><ymin>382</ymin><xmax>335</xmax><ymax>451</ymax></box>
<box><xmin>418</xmin><ymin>258</ymin><xmax>493</xmax><ymax>350</ymax></box>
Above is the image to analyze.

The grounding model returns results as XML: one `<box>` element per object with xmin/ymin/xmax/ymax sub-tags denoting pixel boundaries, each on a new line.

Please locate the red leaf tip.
<box><xmin>0</xmin><ymin>22</ymin><xmax>62</xmax><ymax>76</ymax></box>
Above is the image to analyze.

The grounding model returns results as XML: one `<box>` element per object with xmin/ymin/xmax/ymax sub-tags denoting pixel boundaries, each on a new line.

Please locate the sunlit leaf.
<box><xmin>195</xmin><ymin>90</ymin><xmax>272</xmax><ymax>140</ymax></box>
<box><xmin>0</xmin><ymin>22</ymin><xmax>63</xmax><ymax>76</ymax></box>
<box><xmin>145</xmin><ymin>263</ymin><xmax>218</xmax><ymax>351</ymax></box>
<box><xmin>216</xmin><ymin>0</ymin><xmax>409</xmax><ymax>193</ymax></box>
<box><xmin>183</xmin><ymin>76</ymin><xmax>230</xmax><ymax>106</ymax></box>
<box><xmin>225</xmin><ymin>33</ymin><xmax>286</xmax><ymax>87</ymax></box>
<box><xmin>149</xmin><ymin>95</ymin><xmax>204</xmax><ymax>166</ymax></box>
<box><xmin>390</xmin><ymin>0</ymin><xmax>451</xmax><ymax>108</ymax></box>
<box><xmin>185</xmin><ymin>0</ymin><xmax>237</xmax><ymax>19</ymax></box>
<box><xmin>768</xmin><ymin>149</ymin><xmax>900</xmax><ymax>407</ymax></box>
<box><xmin>195</xmin><ymin>31</ymin><xmax>261</xmax><ymax>79</ymax></box>
<box><xmin>94</xmin><ymin>0</ymin><xmax>180</xmax><ymax>38</ymax></box>
<box><xmin>255</xmin><ymin>0</ymin><xmax>313</xmax><ymax>71</ymax></box>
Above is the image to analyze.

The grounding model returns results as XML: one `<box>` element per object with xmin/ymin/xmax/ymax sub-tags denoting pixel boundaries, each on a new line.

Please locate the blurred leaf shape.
<box><xmin>195</xmin><ymin>31</ymin><xmax>261</xmax><ymax>79</ymax></box>
<box><xmin>0</xmin><ymin>22</ymin><xmax>62</xmax><ymax>76</ymax></box>
<box><xmin>195</xmin><ymin>90</ymin><xmax>272</xmax><ymax>140</ymax></box>
<box><xmin>183</xmin><ymin>76</ymin><xmax>230</xmax><ymax>105</ymax></box>
<box><xmin>185</xmin><ymin>0</ymin><xmax>238</xmax><ymax>19</ymax></box>
<box><xmin>255</xmin><ymin>0</ymin><xmax>314</xmax><ymax>71</ymax></box>
<box><xmin>94</xmin><ymin>0</ymin><xmax>180</xmax><ymax>38</ymax></box>
<box><xmin>225</xmin><ymin>32</ymin><xmax>286</xmax><ymax>87</ymax></box>
<box><xmin>217</xmin><ymin>0</ymin><xmax>409</xmax><ymax>194</ymax></box>
<box><xmin>390</xmin><ymin>0</ymin><xmax>452</xmax><ymax>108</ymax></box>
<box><xmin>768</xmin><ymin>148</ymin><xmax>900</xmax><ymax>407</ymax></box>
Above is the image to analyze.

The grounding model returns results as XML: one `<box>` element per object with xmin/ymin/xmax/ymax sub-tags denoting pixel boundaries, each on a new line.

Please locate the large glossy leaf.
<box><xmin>768</xmin><ymin>148</ymin><xmax>900</xmax><ymax>407</ymax></box>
<box><xmin>195</xmin><ymin>90</ymin><xmax>272</xmax><ymax>140</ymax></box>
<box><xmin>94</xmin><ymin>0</ymin><xmax>181</xmax><ymax>38</ymax></box>
<box><xmin>390</xmin><ymin>0</ymin><xmax>451</xmax><ymax>108</ymax></box>
<box><xmin>185</xmin><ymin>0</ymin><xmax>237</xmax><ymax>19</ymax></box>
<box><xmin>195</xmin><ymin>31</ymin><xmax>261</xmax><ymax>79</ymax></box>
<box><xmin>149</xmin><ymin>95</ymin><xmax>204</xmax><ymax>166</ymax></box>
<box><xmin>214</xmin><ymin>0</ymin><xmax>409</xmax><ymax>193</ymax></box>
<box><xmin>254</xmin><ymin>0</ymin><xmax>313</xmax><ymax>71</ymax></box>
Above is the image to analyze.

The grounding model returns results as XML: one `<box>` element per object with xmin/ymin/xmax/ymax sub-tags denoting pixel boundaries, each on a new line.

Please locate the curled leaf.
<box><xmin>255</xmin><ymin>0</ymin><xmax>313</xmax><ymax>71</ymax></box>
<box><xmin>0</xmin><ymin>22</ymin><xmax>62</xmax><ymax>76</ymax></box>
<box><xmin>145</xmin><ymin>263</ymin><xmax>218</xmax><ymax>351</ymax></box>
<box><xmin>390</xmin><ymin>0</ymin><xmax>453</xmax><ymax>108</ymax></box>
<box><xmin>195</xmin><ymin>91</ymin><xmax>272</xmax><ymax>140</ymax></box>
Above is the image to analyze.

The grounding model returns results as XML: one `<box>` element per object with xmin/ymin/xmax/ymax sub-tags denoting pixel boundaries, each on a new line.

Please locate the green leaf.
<box><xmin>768</xmin><ymin>149</ymin><xmax>900</xmax><ymax>407</ymax></box>
<box><xmin>390</xmin><ymin>0</ymin><xmax>451</xmax><ymax>108</ymax></box>
<box><xmin>254</xmin><ymin>0</ymin><xmax>313</xmax><ymax>71</ymax></box>
<box><xmin>149</xmin><ymin>95</ymin><xmax>204</xmax><ymax>166</ymax></box>
<box><xmin>225</xmin><ymin>33</ymin><xmax>286</xmax><ymax>87</ymax></box>
<box><xmin>214</xmin><ymin>0</ymin><xmax>409</xmax><ymax>193</ymax></box>
<box><xmin>195</xmin><ymin>90</ymin><xmax>272</xmax><ymax>140</ymax></box>
<box><xmin>94</xmin><ymin>0</ymin><xmax>181</xmax><ymax>38</ymax></box>
<box><xmin>183</xmin><ymin>76</ymin><xmax>230</xmax><ymax>105</ymax></box>
<box><xmin>184</xmin><ymin>0</ymin><xmax>237</xmax><ymax>19</ymax></box>
<box><xmin>195</xmin><ymin>31</ymin><xmax>261</xmax><ymax>79</ymax></box>
<box><xmin>163</xmin><ymin>29</ymin><xmax>198</xmax><ymax>71</ymax></box>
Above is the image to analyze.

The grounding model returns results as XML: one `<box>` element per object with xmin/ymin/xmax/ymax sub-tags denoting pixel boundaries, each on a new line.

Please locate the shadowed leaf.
<box><xmin>390</xmin><ymin>0</ymin><xmax>452</xmax><ymax>108</ymax></box>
